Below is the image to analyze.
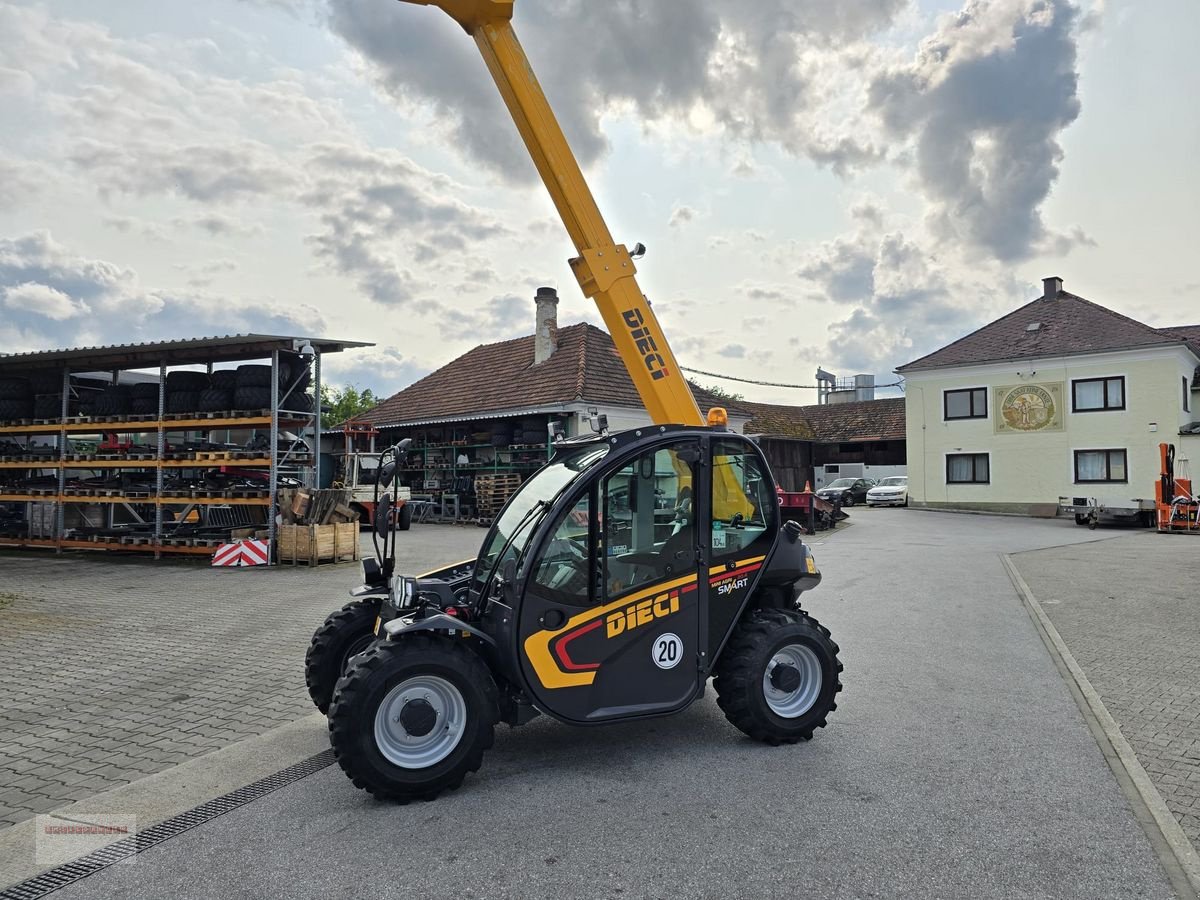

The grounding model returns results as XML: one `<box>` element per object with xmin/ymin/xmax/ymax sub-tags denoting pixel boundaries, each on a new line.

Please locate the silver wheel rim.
<box><xmin>763</xmin><ymin>643</ymin><xmax>823</xmax><ymax>718</ymax></box>
<box><xmin>373</xmin><ymin>675</ymin><xmax>466</xmax><ymax>769</ymax></box>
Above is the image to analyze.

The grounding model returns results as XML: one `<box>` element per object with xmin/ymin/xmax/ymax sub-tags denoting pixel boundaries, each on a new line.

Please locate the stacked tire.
<box><xmin>490</xmin><ymin>422</ymin><xmax>514</xmax><ymax>447</ymax></box>
<box><xmin>130</xmin><ymin>383</ymin><xmax>159</xmax><ymax>415</ymax></box>
<box><xmin>0</xmin><ymin>377</ymin><xmax>33</xmax><ymax>422</ymax></box>
<box><xmin>165</xmin><ymin>371</ymin><xmax>209</xmax><ymax>416</ymax></box>
<box><xmin>233</xmin><ymin>365</ymin><xmax>273</xmax><ymax>412</ymax></box>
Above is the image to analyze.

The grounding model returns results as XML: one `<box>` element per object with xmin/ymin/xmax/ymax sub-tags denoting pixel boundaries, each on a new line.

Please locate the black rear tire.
<box><xmin>714</xmin><ymin>608</ymin><xmax>842</xmax><ymax>745</ymax></box>
<box><xmin>306</xmin><ymin>599</ymin><xmax>382</xmax><ymax>714</ymax></box>
<box><xmin>396</xmin><ymin>502</ymin><xmax>413</xmax><ymax>531</ymax></box>
<box><xmin>328</xmin><ymin>637</ymin><xmax>498</xmax><ymax>802</ymax></box>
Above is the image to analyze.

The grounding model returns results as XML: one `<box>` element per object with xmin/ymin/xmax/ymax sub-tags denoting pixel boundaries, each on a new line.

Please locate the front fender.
<box><xmin>383</xmin><ymin>613</ymin><xmax>496</xmax><ymax>646</ymax></box>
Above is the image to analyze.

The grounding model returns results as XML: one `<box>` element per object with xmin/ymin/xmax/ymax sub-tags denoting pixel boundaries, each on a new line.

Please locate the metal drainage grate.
<box><xmin>0</xmin><ymin>749</ymin><xmax>336</xmax><ymax>900</ymax></box>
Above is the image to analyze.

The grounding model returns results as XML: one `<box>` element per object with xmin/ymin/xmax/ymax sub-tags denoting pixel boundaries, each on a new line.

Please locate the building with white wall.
<box><xmin>896</xmin><ymin>277</ymin><xmax>1200</xmax><ymax>517</ymax></box>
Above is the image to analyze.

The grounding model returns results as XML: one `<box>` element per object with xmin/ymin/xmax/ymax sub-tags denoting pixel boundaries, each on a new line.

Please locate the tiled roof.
<box><xmin>743</xmin><ymin>397</ymin><xmax>906</xmax><ymax>443</ymax></box>
<box><xmin>897</xmin><ymin>289</ymin><xmax>1200</xmax><ymax>373</ymax></box>
<box><xmin>358</xmin><ymin>322</ymin><xmax>745</xmax><ymax>427</ymax></box>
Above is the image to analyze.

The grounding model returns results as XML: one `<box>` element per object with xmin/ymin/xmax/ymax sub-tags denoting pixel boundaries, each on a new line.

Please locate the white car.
<box><xmin>866</xmin><ymin>476</ymin><xmax>908</xmax><ymax>507</ymax></box>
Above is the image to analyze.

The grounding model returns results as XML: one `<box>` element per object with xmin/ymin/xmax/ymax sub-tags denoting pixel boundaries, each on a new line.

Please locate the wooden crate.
<box><xmin>277</xmin><ymin>523</ymin><xmax>360</xmax><ymax>566</ymax></box>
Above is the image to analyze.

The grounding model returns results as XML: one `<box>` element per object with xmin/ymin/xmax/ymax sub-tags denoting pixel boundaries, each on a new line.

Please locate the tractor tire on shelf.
<box><xmin>94</xmin><ymin>389</ymin><xmax>132</xmax><ymax>416</ymax></box>
<box><xmin>236</xmin><ymin>364</ymin><xmax>276</xmax><ymax>388</ymax></box>
<box><xmin>29</xmin><ymin>371</ymin><xmax>62</xmax><ymax>394</ymax></box>
<box><xmin>521</xmin><ymin>429</ymin><xmax>544</xmax><ymax>445</ymax></box>
<box><xmin>33</xmin><ymin>395</ymin><xmax>62</xmax><ymax>419</ymax></box>
<box><xmin>0</xmin><ymin>377</ymin><xmax>31</xmax><ymax>400</ymax></box>
<box><xmin>210</xmin><ymin>369</ymin><xmax>239</xmax><ymax>390</ymax></box>
<box><xmin>199</xmin><ymin>388</ymin><xmax>233</xmax><ymax>412</ymax></box>
<box><xmin>166</xmin><ymin>391</ymin><xmax>200</xmax><ymax>414</ymax></box>
<box><xmin>166</xmin><ymin>371</ymin><xmax>209</xmax><ymax>392</ymax></box>
<box><xmin>713</xmin><ymin>608</ymin><xmax>842</xmax><ymax>745</ymax></box>
<box><xmin>0</xmin><ymin>397</ymin><xmax>34</xmax><ymax>421</ymax></box>
<box><xmin>131</xmin><ymin>382</ymin><xmax>159</xmax><ymax>400</ymax></box>
<box><xmin>130</xmin><ymin>398</ymin><xmax>158</xmax><ymax>415</ymax></box>
<box><xmin>520</xmin><ymin>418</ymin><xmax>542</xmax><ymax>432</ymax></box>
<box><xmin>490</xmin><ymin>435</ymin><xmax>511</xmax><ymax>447</ymax></box>
<box><xmin>305</xmin><ymin>598</ymin><xmax>382</xmax><ymax>714</ymax></box>
<box><xmin>234</xmin><ymin>386</ymin><xmax>272</xmax><ymax>411</ymax></box>
<box><xmin>328</xmin><ymin>637</ymin><xmax>499</xmax><ymax>803</ymax></box>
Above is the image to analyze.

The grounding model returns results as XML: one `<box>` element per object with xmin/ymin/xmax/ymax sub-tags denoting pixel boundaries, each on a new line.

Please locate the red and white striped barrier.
<box><xmin>211</xmin><ymin>538</ymin><xmax>271</xmax><ymax>568</ymax></box>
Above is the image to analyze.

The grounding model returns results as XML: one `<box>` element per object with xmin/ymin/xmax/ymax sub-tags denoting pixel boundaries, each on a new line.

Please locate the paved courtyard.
<box><xmin>1012</xmin><ymin>531</ymin><xmax>1200</xmax><ymax>849</ymax></box>
<box><xmin>1</xmin><ymin>510</ymin><xmax>1189</xmax><ymax>899</ymax></box>
<box><xmin>0</xmin><ymin>525</ymin><xmax>484</xmax><ymax>829</ymax></box>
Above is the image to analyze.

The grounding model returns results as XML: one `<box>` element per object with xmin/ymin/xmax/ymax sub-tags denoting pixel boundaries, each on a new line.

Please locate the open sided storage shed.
<box><xmin>0</xmin><ymin>334</ymin><xmax>370</xmax><ymax>559</ymax></box>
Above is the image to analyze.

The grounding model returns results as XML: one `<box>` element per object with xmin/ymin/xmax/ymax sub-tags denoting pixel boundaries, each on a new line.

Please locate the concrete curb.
<box><xmin>1002</xmin><ymin>553</ymin><xmax>1200</xmax><ymax>900</ymax></box>
<box><xmin>0</xmin><ymin>712</ymin><xmax>329</xmax><ymax>891</ymax></box>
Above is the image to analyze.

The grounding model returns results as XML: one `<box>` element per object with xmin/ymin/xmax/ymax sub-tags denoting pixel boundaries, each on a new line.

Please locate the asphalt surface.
<box><xmin>35</xmin><ymin>512</ymin><xmax>1179</xmax><ymax>899</ymax></box>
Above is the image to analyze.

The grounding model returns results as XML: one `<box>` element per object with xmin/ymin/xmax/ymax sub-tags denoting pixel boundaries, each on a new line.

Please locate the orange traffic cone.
<box><xmin>803</xmin><ymin>480</ymin><xmax>813</xmax><ymax>493</ymax></box>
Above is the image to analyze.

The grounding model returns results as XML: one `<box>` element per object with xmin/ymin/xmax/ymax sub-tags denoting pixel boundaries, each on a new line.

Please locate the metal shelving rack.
<box><xmin>0</xmin><ymin>334</ymin><xmax>369</xmax><ymax>561</ymax></box>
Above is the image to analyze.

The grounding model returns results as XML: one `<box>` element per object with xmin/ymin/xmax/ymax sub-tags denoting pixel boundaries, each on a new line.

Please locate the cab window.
<box><xmin>710</xmin><ymin>438</ymin><xmax>775</xmax><ymax>564</ymax></box>
<box><xmin>602</xmin><ymin>442</ymin><xmax>698</xmax><ymax>598</ymax></box>
<box><xmin>531</xmin><ymin>494</ymin><xmax>592</xmax><ymax>605</ymax></box>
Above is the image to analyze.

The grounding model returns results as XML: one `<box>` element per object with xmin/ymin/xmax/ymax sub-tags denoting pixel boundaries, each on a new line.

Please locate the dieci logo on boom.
<box><xmin>621</xmin><ymin>308</ymin><xmax>668</xmax><ymax>381</ymax></box>
<box><xmin>606</xmin><ymin>590</ymin><xmax>680</xmax><ymax>638</ymax></box>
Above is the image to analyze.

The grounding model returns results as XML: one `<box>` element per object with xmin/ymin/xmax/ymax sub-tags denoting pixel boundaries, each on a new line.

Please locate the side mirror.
<box><xmin>374</xmin><ymin>493</ymin><xmax>392</xmax><ymax>538</ymax></box>
<box><xmin>500</xmin><ymin>557</ymin><xmax>518</xmax><ymax>604</ymax></box>
<box><xmin>377</xmin><ymin>459</ymin><xmax>397</xmax><ymax>487</ymax></box>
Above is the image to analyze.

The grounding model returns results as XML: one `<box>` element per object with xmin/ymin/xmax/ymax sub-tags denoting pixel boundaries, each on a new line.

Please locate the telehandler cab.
<box><xmin>304</xmin><ymin>0</ymin><xmax>843</xmax><ymax>802</ymax></box>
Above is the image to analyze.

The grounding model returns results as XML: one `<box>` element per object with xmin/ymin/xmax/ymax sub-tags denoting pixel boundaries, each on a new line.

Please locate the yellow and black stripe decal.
<box><xmin>524</xmin><ymin>572</ymin><xmax>698</xmax><ymax>690</ymax></box>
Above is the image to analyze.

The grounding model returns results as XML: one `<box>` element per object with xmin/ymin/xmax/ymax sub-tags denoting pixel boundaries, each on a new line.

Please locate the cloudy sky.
<box><xmin>0</xmin><ymin>0</ymin><xmax>1196</xmax><ymax>404</ymax></box>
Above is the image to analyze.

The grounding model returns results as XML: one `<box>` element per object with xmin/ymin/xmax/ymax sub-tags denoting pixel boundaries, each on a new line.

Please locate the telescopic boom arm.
<box><xmin>399</xmin><ymin>0</ymin><xmax>704</xmax><ymax>427</ymax></box>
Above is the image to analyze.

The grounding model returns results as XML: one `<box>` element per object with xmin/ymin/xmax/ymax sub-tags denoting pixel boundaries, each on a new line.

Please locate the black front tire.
<box><xmin>714</xmin><ymin>609</ymin><xmax>842</xmax><ymax>744</ymax></box>
<box><xmin>305</xmin><ymin>599</ymin><xmax>382</xmax><ymax>714</ymax></box>
<box><xmin>328</xmin><ymin>637</ymin><xmax>499</xmax><ymax>802</ymax></box>
<box><xmin>397</xmin><ymin>502</ymin><xmax>413</xmax><ymax>531</ymax></box>
<box><xmin>842</xmin><ymin>494</ymin><xmax>854</xmax><ymax>507</ymax></box>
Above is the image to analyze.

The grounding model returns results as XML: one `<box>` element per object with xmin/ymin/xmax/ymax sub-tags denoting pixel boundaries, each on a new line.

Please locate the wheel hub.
<box><xmin>399</xmin><ymin>698</ymin><xmax>437</xmax><ymax>737</ymax></box>
<box><xmin>769</xmin><ymin>663</ymin><xmax>802</xmax><ymax>693</ymax></box>
<box><xmin>763</xmin><ymin>643</ymin><xmax>823</xmax><ymax>718</ymax></box>
<box><xmin>373</xmin><ymin>675</ymin><xmax>467</xmax><ymax>769</ymax></box>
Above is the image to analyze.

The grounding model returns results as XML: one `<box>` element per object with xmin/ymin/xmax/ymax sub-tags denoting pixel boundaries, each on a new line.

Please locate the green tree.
<box><xmin>321</xmin><ymin>384</ymin><xmax>379</xmax><ymax>429</ymax></box>
<box><xmin>688</xmin><ymin>379</ymin><xmax>745</xmax><ymax>402</ymax></box>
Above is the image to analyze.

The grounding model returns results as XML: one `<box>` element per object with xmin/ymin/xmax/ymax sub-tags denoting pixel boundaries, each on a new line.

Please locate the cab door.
<box><xmin>518</xmin><ymin>439</ymin><xmax>707</xmax><ymax>724</ymax></box>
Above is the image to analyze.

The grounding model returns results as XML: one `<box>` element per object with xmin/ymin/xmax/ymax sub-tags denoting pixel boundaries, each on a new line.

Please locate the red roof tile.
<box><xmin>897</xmin><ymin>289</ymin><xmax>1200</xmax><ymax>373</ymax></box>
<box><xmin>358</xmin><ymin>322</ymin><xmax>743</xmax><ymax>426</ymax></box>
<box><xmin>743</xmin><ymin>398</ymin><xmax>905</xmax><ymax>442</ymax></box>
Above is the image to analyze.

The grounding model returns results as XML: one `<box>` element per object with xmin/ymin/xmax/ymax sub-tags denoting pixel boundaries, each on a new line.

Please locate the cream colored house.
<box><xmin>896</xmin><ymin>277</ymin><xmax>1200</xmax><ymax>517</ymax></box>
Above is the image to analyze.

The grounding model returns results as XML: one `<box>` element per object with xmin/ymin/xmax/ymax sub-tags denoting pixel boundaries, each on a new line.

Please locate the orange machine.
<box><xmin>1156</xmin><ymin>443</ymin><xmax>1198</xmax><ymax>533</ymax></box>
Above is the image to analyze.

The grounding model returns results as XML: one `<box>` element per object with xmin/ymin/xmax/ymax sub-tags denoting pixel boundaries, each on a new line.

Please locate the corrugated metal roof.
<box><xmin>0</xmin><ymin>334</ymin><xmax>373</xmax><ymax>371</ymax></box>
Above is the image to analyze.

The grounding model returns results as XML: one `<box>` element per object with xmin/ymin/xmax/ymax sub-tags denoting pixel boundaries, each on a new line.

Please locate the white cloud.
<box><xmin>2</xmin><ymin>282</ymin><xmax>89</xmax><ymax>321</ymax></box>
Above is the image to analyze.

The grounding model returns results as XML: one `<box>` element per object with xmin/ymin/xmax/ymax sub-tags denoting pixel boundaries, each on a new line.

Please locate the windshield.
<box><xmin>470</xmin><ymin>443</ymin><xmax>609</xmax><ymax>597</ymax></box>
<box><xmin>825</xmin><ymin>478</ymin><xmax>855</xmax><ymax>489</ymax></box>
<box><xmin>877</xmin><ymin>476</ymin><xmax>907</xmax><ymax>486</ymax></box>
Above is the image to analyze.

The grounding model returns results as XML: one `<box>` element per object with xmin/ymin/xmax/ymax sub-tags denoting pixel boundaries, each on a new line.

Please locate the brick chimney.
<box><xmin>534</xmin><ymin>286</ymin><xmax>558</xmax><ymax>364</ymax></box>
<box><xmin>1043</xmin><ymin>276</ymin><xmax>1063</xmax><ymax>299</ymax></box>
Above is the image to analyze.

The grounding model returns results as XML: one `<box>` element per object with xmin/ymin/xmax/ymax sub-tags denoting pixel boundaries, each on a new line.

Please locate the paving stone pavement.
<box><xmin>1012</xmin><ymin>531</ymin><xmax>1200</xmax><ymax>849</ymax></box>
<box><xmin>0</xmin><ymin>526</ymin><xmax>484</xmax><ymax>828</ymax></box>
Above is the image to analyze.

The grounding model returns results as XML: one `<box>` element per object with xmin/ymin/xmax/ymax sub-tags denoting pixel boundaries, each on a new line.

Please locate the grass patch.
<box><xmin>0</xmin><ymin>591</ymin><xmax>23</xmax><ymax>610</ymax></box>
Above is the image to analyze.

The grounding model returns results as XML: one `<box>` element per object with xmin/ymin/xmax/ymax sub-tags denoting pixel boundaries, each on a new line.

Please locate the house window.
<box><xmin>947</xmin><ymin>453</ymin><xmax>989</xmax><ymax>484</ymax></box>
<box><xmin>1075</xmin><ymin>449</ymin><xmax>1127</xmax><ymax>483</ymax></box>
<box><xmin>1185</xmin><ymin>376</ymin><xmax>1191</xmax><ymax>414</ymax></box>
<box><xmin>944</xmin><ymin>388</ymin><xmax>987</xmax><ymax>420</ymax></box>
<box><xmin>1072</xmin><ymin>377</ymin><xmax>1125</xmax><ymax>412</ymax></box>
